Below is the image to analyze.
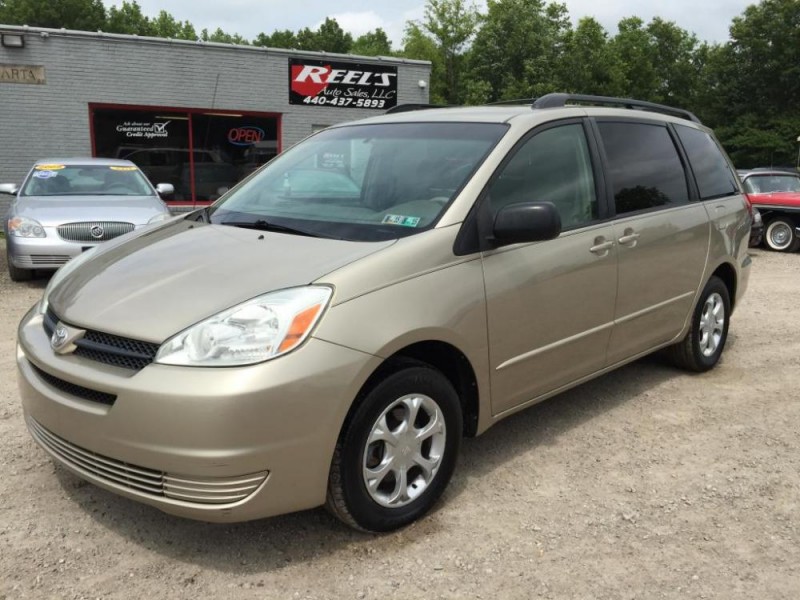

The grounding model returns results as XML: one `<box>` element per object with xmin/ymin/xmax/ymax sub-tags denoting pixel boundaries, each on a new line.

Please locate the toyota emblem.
<box><xmin>90</xmin><ymin>224</ymin><xmax>104</xmax><ymax>239</ymax></box>
<box><xmin>50</xmin><ymin>325</ymin><xmax>69</xmax><ymax>350</ymax></box>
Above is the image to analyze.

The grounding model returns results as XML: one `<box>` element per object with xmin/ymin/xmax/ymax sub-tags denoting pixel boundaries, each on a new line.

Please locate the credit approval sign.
<box><xmin>288</xmin><ymin>58</ymin><xmax>398</xmax><ymax>110</ymax></box>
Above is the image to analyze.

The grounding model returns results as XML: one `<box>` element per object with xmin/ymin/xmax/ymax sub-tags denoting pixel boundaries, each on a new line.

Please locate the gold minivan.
<box><xmin>17</xmin><ymin>94</ymin><xmax>751</xmax><ymax>531</ymax></box>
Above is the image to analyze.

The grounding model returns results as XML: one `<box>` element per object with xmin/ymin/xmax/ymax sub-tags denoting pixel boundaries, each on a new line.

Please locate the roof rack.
<box><xmin>384</xmin><ymin>103</ymin><xmax>447</xmax><ymax>114</ymax></box>
<box><xmin>532</xmin><ymin>93</ymin><xmax>702</xmax><ymax>124</ymax></box>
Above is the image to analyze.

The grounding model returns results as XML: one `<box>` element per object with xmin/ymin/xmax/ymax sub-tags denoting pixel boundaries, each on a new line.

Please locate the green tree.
<box><xmin>201</xmin><ymin>27</ymin><xmax>250</xmax><ymax>45</ymax></box>
<box><xmin>699</xmin><ymin>0</ymin><xmax>800</xmax><ymax>167</ymax></box>
<box><xmin>469</xmin><ymin>0</ymin><xmax>570</xmax><ymax>101</ymax></box>
<box><xmin>646</xmin><ymin>18</ymin><xmax>700</xmax><ymax>106</ymax></box>
<box><xmin>296</xmin><ymin>17</ymin><xmax>353</xmax><ymax>53</ymax></box>
<box><xmin>0</xmin><ymin>0</ymin><xmax>106</xmax><ymax>31</ymax></box>
<box><xmin>106</xmin><ymin>0</ymin><xmax>151</xmax><ymax>36</ymax></box>
<box><xmin>403</xmin><ymin>0</ymin><xmax>481</xmax><ymax>104</ymax></box>
<box><xmin>253</xmin><ymin>29</ymin><xmax>298</xmax><ymax>49</ymax></box>
<box><xmin>150</xmin><ymin>10</ymin><xmax>196</xmax><ymax>40</ymax></box>
<box><xmin>351</xmin><ymin>28</ymin><xmax>392</xmax><ymax>56</ymax></box>
<box><xmin>557</xmin><ymin>17</ymin><xmax>623</xmax><ymax>96</ymax></box>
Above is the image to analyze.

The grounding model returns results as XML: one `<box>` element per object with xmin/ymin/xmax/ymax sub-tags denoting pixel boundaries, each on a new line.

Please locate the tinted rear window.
<box><xmin>675</xmin><ymin>125</ymin><xmax>738</xmax><ymax>199</ymax></box>
<box><xmin>598</xmin><ymin>122</ymin><xmax>689</xmax><ymax>215</ymax></box>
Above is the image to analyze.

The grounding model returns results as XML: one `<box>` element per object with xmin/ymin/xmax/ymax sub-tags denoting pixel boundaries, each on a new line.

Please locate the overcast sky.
<box><xmin>108</xmin><ymin>0</ymin><xmax>753</xmax><ymax>47</ymax></box>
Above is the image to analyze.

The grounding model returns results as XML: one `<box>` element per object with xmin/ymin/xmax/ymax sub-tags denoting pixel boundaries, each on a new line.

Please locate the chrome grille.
<box><xmin>27</xmin><ymin>417</ymin><xmax>268</xmax><ymax>505</ymax></box>
<box><xmin>16</xmin><ymin>254</ymin><xmax>71</xmax><ymax>267</ymax></box>
<box><xmin>57</xmin><ymin>221</ymin><xmax>134</xmax><ymax>242</ymax></box>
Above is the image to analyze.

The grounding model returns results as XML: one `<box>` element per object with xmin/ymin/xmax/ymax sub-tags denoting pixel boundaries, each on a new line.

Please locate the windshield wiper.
<box><xmin>221</xmin><ymin>218</ymin><xmax>324</xmax><ymax>238</ymax></box>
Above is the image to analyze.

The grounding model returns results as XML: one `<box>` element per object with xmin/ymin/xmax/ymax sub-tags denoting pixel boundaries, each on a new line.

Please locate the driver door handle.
<box><xmin>589</xmin><ymin>238</ymin><xmax>615</xmax><ymax>255</ymax></box>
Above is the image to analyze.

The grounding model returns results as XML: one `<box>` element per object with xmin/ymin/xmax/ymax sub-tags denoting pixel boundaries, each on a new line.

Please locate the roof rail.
<box><xmin>532</xmin><ymin>93</ymin><xmax>702</xmax><ymax>124</ymax></box>
<box><xmin>384</xmin><ymin>103</ymin><xmax>447</xmax><ymax>115</ymax></box>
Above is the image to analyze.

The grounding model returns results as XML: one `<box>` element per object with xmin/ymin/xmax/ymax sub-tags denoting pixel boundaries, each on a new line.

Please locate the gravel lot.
<box><xmin>1</xmin><ymin>244</ymin><xmax>798</xmax><ymax>599</ymax></box>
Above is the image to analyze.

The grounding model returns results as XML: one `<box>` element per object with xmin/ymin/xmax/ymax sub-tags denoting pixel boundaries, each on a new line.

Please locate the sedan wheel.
<box><xmin>765</xmin><ymin>218</ymin><xmax>800</xmax><ymax>252</ymax></box>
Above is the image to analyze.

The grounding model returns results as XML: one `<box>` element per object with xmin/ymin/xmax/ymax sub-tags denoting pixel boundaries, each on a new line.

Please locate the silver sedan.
<box><xmin>2</xmin><ymin>158</ymin><xmax>173</xmax><ymax>281</ymax></box>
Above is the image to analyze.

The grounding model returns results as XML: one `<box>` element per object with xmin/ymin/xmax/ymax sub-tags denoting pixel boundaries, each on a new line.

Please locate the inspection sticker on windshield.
<box><xmin>33</xmin><ymin>170</ymin><xmax>58</xmax><ymax>179</ymax></box>
<box><xmin>109</xmin><ymin>166</ymin><xmax>138</xmax><ymax>171</ymax></box>
<box><xmin>34</xmin><ymin>164</ymin><xmax>65</xmax><ymax>171</ymax></box>
<box><xmin>382</xmin><ymin>214</ymin><xmax>420</xmax><ymax>227</ymax></box>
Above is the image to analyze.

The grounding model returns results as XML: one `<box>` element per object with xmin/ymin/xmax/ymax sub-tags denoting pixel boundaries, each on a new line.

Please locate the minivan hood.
<box><xmin>50</xmin><ymin>220</ymin><xmax>394</xmax><ymax>342</ymax></box>
<box><xmin>15</xmin><ymin>195</ymin><xmax>167</xmax><ymax>225</ymax></box>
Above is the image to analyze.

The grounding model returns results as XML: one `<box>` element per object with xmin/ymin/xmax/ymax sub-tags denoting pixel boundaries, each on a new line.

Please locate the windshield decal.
<box><xmin>382</xmin><ymin>214</ymin><xmax>421</xmax><ymax>227</ymax></box>
<box><xmin>34</xmin><ymin>164</ymin><xmax>65</xmax><ymax>171</ymax></box>
<box><xmin>33</xmin><ymin>170</ymin><xmax>58</xmax><ymax>179</ymax></box>
<box><xmin>109</xmin><ymin>166</ymin><xmax>138</xmax><ymax>171</ymax></box>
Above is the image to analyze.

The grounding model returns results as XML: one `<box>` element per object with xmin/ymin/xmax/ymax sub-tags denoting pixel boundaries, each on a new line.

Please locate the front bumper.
<box><xmin>17</xmin><ymin>306</ymin><xmax>380</xmax><ymax>522</ymax></box>
<box><xmin>6</xmin><ymin>229</ymin><xmax>93</xmax><ymax>269</ymax></box>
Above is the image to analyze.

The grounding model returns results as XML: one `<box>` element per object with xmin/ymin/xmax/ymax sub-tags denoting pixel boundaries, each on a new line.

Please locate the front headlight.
<box><xmin>8</xmin><ymin>216</ymin><xmax>46</xmax><ymax>238</ymax></box>
<box><xmin>155</xmin><ymin>286</ymin><xmax>333</xmax><ymax>367</ymax></box>
<box><xmin>39</xmin><ymin>247</ymin><xmax>98</xmax><ymax>315</ymax></box>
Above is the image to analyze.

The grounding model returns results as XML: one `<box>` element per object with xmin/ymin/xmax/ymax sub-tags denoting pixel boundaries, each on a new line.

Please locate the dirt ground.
<box><xmin>0</xmin><ymin>244</ymin><xmax>797</xmax><ymax>600</ymax></box>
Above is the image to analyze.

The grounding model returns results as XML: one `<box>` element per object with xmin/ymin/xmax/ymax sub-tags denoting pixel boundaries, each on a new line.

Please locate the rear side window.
<box><xmin>675</xmin><ymin>125</ymin><xmax>738</xmax><ymax>199</ymax></box>
<box><xmin>598</xmin><ymin>122</ymin><xmax>689</xmax><ymax>215</ymax></box>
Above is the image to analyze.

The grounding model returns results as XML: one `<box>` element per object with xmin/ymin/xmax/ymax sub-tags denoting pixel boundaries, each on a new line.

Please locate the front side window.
<box><xmin>488</xmin><ymin>123</ymin><xmax>598</xmax><ymax>229</ymax></box>
<box><xmin>598</xmin><ymin>122</ymin><xmax>689</xmax><ymax>215</ymax></box>
<box><xmin>675</xmin><ymin>125</ymin><xmax>738</xmax><ymax>199</ymax></box>
<box><xmin>742</xmin><ymin>174</ymin><xmax>800</xmax><ymax>194</ymax></box>
<box><xmin>209</xmin><ymin>122</ymin><xmax>508</xmax><ymax>242</ymax></box>
<box><xmin>21</xmin><ymin>164</ymin><xmax>155</xmax><ymax>197</ymax></box>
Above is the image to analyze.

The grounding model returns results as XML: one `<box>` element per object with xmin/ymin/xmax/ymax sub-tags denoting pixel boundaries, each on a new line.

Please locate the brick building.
<box><xmin>0</xmin><ymin>25</ymin><xmax>431</xmax><ymax>213</ymax></box>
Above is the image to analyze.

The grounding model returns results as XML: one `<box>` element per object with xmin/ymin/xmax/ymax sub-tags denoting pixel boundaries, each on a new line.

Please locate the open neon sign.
<box><xmin>228</xmin><ymin>126</ymin><xmax>265</xmax><ymax>146</ymax></box>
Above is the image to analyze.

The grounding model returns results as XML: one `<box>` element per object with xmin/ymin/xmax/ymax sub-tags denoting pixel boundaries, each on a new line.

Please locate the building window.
<box><xmin>91</xmin><ymin>106</ymin><xmax>280</xmax><ymax>204</ymax></box>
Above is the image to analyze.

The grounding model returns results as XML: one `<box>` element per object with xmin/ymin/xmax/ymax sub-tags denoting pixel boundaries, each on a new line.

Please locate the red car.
<box><xmin>739</xmin><ymin>169</ymin><xmax>800</xmax><ymax>252</ymax></box>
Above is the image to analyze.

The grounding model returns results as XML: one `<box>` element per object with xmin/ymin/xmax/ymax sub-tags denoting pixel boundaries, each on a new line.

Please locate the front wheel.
<box><xmin>764</xmin><ymin>217</ymin><xmax>799</xmax><ymax>252</ymax></box>
<box><xmin>326</xmin><ymin>365</ymin><xmax>462</xmax><ymax>532</ymax></box>
<box><xmin>667</xmin><ymin>276</ymin><xmax>730</xmax><ymax>372</ymax></box>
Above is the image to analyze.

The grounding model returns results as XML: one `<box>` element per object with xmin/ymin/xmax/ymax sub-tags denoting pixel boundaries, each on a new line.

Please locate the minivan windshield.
<box><xmin>21</xmin><ymin>164</ymin><xmax>155</xmax><ymax>197</ymax></box>
<box><xmin>208</xmin><ymin>122</ymin><xmax>508</xmax><ymax>241</ymax></box>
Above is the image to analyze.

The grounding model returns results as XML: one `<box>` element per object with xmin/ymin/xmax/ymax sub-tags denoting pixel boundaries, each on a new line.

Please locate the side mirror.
<box><xmin>216</xmin><ymin>186</ymin><xmax>230</xmax><ymax>197</ymax></box>
<box><xmin>492</xmin><ymin>202</ymin><xmax>561</xmax><ymax>246</ymax></box>
<box><xmin>155</xmin><ymin>183</ymin><xmax>175</xmax><ymax>197</ymax></box>
<box><xmin>0</xmin><ymin>183</ymin><xmax>19</xmax><ymax>196</ymax></box>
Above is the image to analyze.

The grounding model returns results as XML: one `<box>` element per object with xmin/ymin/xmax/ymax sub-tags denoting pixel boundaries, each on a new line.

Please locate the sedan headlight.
<box><xmin>155</xmin><ymin>286</ymin><xmax>333</xmax><ymax>367</ymax></box>
<box><xmin>8</xmin><ymin>216</ymin><xmax>45</xmax><ymax>238</ymax></box>
<box><xmin>39</xmin><ymin>247</ymin><xmax>98</xmax><ymax>315</ymax></box>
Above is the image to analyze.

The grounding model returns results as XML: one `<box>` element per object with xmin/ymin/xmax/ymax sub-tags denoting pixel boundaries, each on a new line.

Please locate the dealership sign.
<box><xmin>289</xmin><ymin>58</ymin><xmax>397</xmax><ymax>110</ymax></box>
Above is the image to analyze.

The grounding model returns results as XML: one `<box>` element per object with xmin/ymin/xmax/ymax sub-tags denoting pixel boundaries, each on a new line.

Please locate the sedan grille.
<box><xmin>57</xmin><ymin>221</ymin><xmax>134</xmax><ymax>242</ymax></box>
<box><xmin>44</xmin><ymin>308</ymin><xmax>160</xmax><ymax>371</ymax></box>
<box><xmin>16</xmin><ymin>254</ymin><xmax>71</xmax><ymax>267</ymax></box>
<box><xmin>27</xmin><ymin>417</ymin><xmax>268</xmax><ymax>505</ymax></box>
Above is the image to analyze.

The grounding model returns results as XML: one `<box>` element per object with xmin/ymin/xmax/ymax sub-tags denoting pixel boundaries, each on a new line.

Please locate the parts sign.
<box><xmin>289</xmin><ymin>58</ymin><xmax>398</xmax><ymax>110</ymax></box>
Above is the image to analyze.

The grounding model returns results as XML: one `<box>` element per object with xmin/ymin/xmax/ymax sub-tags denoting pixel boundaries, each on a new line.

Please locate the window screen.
<box><xmin>598</xmin><ymin>122</ymin><xmax>688</xmax><ymax>215</ymax></box>
<box><xmin>675</xmin><ymin>125</ymin><xmax>738</xmax><ymax>199</ymax></box>
<box><xmin>489</xmin><ymin>124</ymin><xmax>597</xmax><ymax>229</ymax></box>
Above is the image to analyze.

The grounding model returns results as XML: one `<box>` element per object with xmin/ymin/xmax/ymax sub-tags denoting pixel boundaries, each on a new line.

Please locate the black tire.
<box><xmin>7</xmin><ymin>256</ymin><xmax>32</xmax><ymax>282</ymax></box>
<box><xmin>326</xmin><ymin>365</ymin><xmax>462</xmax><ymax>532</ymax></box>
<box><xmin>668</xmin><ymin>276</ymin><xmax>731</xmax><ymax>372</ymax></box>
<box><xmin>764</xmin><ymin>217</ymin><xmax>800</xmax><ymax>252</ymax></box>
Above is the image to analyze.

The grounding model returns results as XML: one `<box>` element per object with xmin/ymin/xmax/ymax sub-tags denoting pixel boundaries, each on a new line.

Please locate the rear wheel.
<box><xmin>326</xmin><ymin>365</ymin><xmax>462</xmax><ymax>532</ymax></box>
<box><xmin>764</xmin><ymin>217</ymin><xmax>799</xmax><ymax>252</ymax></box>
<box><xmin>668</xmin><ymin>276</ymin><xmax>730</xmax><ymax>372</ymax></box>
